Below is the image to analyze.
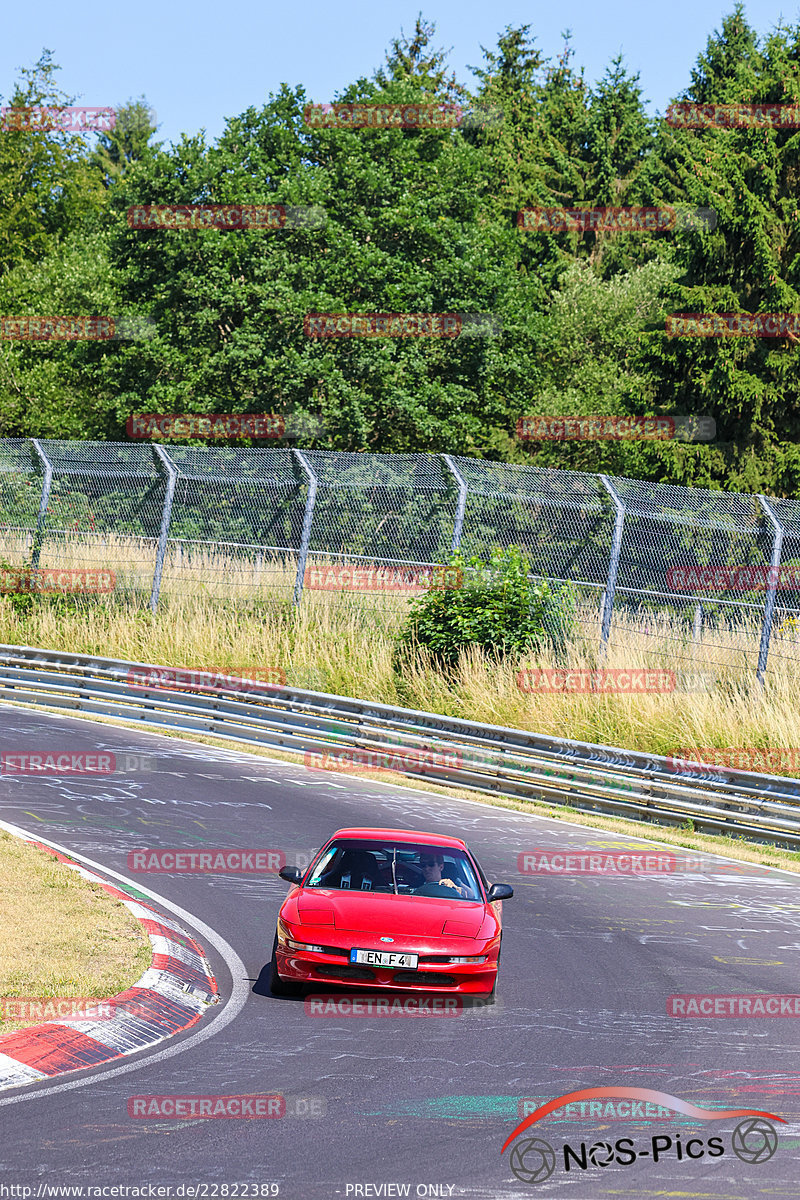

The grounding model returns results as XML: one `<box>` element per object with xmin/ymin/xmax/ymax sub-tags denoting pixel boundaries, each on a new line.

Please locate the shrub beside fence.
<box><xmin>1</xmin><ymin>439</ymin><xmax>800</xmax><ymax>681</ymax></box>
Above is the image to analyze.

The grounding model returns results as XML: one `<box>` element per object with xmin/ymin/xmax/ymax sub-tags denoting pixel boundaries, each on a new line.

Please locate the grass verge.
<box><xmin>0</xmin><ymin>830</ymin><xmax>152</xmax><ymax>1034</ymax></box>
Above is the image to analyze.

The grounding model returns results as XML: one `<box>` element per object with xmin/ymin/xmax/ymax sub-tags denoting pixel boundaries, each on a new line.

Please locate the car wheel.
<box><xmin>269</xmin><ymin>933</ymin><xmax>304</xmax><ymax>998</ymax></box>
<box><xmin>480</xmin><ymin>939</ymin><xmax>501</xmax><ymax>1005</ymax></box>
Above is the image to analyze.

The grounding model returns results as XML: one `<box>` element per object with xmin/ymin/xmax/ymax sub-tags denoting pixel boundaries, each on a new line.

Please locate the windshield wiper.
<box><xmin>391</xmin><ymin>846</ymin><xmax>398</xmax><ymax>895</ymax></box>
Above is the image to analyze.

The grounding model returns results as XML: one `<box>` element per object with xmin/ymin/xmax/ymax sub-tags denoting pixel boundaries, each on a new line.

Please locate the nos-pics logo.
<box><xmin>501</xmin><ymin>1088</ymin><xmax>782</xmax><ymax>1184</ymax></box>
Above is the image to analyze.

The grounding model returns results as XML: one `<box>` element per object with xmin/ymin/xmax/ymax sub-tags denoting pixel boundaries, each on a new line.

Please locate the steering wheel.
<box><xmin>379</xmin><ymin>862</ymin><xmax>423</xmax><ymax>890</ymax></box>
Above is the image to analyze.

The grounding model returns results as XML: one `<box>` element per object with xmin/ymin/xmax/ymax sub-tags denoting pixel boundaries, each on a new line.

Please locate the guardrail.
<box><xmin>0</xmin><ymin>642</ymin><xmax>799</xmax><ymax>849</ymax></box>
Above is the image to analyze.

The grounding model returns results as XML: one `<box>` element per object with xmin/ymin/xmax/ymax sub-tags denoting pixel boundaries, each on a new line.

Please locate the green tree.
<box><xmin>91</xmin><ymin>98</ymin><xmax>160</xmax><ymax>188</ymax></box>
<box><xmin>103</xmin><ymin>46</ymin><xmax>512</xmax><ymax>451</ymax></box>
<box><xmin>0</xmin><ymin>228</ymin><xmax>121</xmax><ymax>437</ymax></box>
<box><xmin>0</xmin><ymin>51</ymin><xmax>105</xmax><ymax>275</ymax></box>
<box><xmin>641</xmin><ymin>6</ymin><xmax>800</xmax><ymax>494</ymax></box>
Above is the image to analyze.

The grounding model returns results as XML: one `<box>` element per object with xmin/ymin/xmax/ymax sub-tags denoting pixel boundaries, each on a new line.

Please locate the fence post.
<box><xmin>29</xmin><ymin>439</ymin><xmax>53</xmax><ymax>570</ymax></box>
<box><xmin>440</xmin><ymin>454</ymin><xmax>468</xmax><ymax>554</ymax></box>
<box><xmin>756</xmin><ymin>495</ymin><xmax>784</xmax><ymax>685</ymax></box>
<box><xmin>598</xmin><ymin>475</ymin><xmax>626</xmax><ymax>653</ymax></box>
<box><xmin>150</xmin><ymin>445</ymin><xmax>178</xmax><ymax>612</ymax></box>
<box><xmin>692</xmin><ymin>602</ymin><xmax>703</xmax><ymax>641</ymax></box>
<box><xmin>292</xmin><ymin>449</ymin><xmax>318</xmax><ymax>604</ymax></box>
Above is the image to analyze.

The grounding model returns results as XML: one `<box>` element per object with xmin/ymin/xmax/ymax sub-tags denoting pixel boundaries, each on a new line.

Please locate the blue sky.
<box><xmin>1</xmin><ymin>0</ymin><xmax>796</xmax><ymax>147</ymax></box>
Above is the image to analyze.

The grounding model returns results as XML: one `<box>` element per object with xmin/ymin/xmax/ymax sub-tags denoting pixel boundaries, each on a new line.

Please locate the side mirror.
<box><xmin>279</xmin><ymin>865</ymin><xmax>303</xmax><ymax>885</ymax></box>
<box><xmin>487</xmin><ymin>883</ymin><xmax>514</xmax><ymax>902</ymax></box>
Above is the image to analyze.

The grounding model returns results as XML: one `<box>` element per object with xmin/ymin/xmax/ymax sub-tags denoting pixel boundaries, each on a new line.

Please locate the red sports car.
<box><xmin>269</xmin><ymin>827</ymin><xmax>513</xmax><ymax>999</ymax></box>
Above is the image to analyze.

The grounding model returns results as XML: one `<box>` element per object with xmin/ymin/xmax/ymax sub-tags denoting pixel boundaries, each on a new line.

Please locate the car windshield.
<box><xmin>304</xmin><ymin>840</ymin><xmax>482</xmax><ymax>901</ymax></box>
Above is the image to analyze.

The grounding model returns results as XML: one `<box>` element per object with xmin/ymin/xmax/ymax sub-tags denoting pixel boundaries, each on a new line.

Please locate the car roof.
<box><xmin>329</xmin><ymin>828</ymin><xmax>468</xmax><ymax>850</ymax></box>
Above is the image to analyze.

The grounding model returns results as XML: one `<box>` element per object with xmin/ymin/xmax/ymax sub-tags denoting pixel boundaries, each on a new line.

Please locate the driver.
<box><xmin>414</xmin><ymin>852</ymin><xmax>468</xmax><ymax>898</ymax></box>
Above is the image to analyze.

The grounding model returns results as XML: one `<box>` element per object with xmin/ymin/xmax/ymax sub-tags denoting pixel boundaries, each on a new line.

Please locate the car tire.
<box><xmin>269</xmin><ymin>933</ymin><xmax>304</xmax><ymax>998</ymax></box>
<box><xmin>480</xmin><ymin>938</ymin><xmax>501</xmax><ymax>1005</ymax></box>
<box><xmin>480</xmin><ymin>976</ymin><xmax>498</xmax><ymax>1005</ymax></box>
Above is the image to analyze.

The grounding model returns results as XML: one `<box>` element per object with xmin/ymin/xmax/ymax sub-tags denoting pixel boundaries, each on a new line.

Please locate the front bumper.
<box><xmin>275</xmin><ymin>945</ymin><xmax>498</xmax><ymax>995</ymax></box>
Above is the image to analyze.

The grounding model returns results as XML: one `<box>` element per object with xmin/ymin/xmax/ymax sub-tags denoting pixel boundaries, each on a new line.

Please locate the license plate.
<box><xmin>350</xmin><ymin>948</ymin><xmax>418</xmax><ymax>969</ymax></box>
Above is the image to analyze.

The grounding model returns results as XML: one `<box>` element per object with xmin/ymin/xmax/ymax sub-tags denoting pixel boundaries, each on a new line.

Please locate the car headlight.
<box><xmin>447</xmin><ymin>955</ymin><xmax>488</xmax><ymax>964</ymax></box>
<box><xmin>276</xmin><ymin>919</ymin><xmax>324</xmax><ymax>953</ymax></box>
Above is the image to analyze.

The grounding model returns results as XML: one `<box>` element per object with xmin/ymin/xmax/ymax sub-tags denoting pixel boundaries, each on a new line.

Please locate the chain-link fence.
<box><xmin>1</xmin><ymin>439</ymin><xmax>799</xmax><ymax>681</ymax></box>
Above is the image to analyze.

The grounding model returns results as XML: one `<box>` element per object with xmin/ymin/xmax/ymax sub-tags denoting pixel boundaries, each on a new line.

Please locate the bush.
<box><xmin>400</xmin><ymin>545</ymin><xmax>572</xmax><ymax>667</ymax></box>
<box><xmin>0</xmin><ymin>558</ymin><xmax>36</xmax><ymax>616</ymax></box>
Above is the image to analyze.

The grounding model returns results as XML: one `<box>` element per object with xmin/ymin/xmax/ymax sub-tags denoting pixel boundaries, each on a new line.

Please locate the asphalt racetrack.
<box><xmin>1</xmin><ymin>705</ymin><xmax>799</xmax><ymax>1197</ymax></box>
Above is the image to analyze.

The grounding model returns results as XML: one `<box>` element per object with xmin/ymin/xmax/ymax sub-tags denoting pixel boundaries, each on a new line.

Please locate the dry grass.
<box><xmin>0</xmin><ymin>831</ymin><xmax>151</xmax><ymax>1033</ymax></box>
<box><xmin>1</xmin><ymin>530</ymin><xmax>297</xmax><ymax>601</ymax></box>
<box><xmin>0</xmin><ymin>580</ymin><xmax>798</xmax><ymax>772</ymax></box>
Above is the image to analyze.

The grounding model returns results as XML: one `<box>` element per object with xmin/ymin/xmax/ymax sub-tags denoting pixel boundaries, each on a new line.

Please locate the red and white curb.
<box><xmin>0</xmin><ymin>839</ymin><xmax>218</xmax><ymax>1090</ymax></box>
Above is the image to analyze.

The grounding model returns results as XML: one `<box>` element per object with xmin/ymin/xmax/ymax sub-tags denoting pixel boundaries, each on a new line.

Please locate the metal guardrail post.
<box><xmin>756</xmin><ymin>495</ymin><xmax>784</xmax><ymax>685</ymax></box>
<box><xmin>598</xmin><ymin>475</ymin><xmax>626</xmax><ymax>652</ymax></box>
<box><xmin>29</xmin><ymin>439</ymin><xmax>53</xmax><ymax>570</ymax></box>
<box><xmin>440</xmin><ymin>454</ymin><xmax>468</xmax><ymax>554</ymax></box>
<box><xmin>149</xmin><ymin>445</ymin><xmax>178</xmax><ymax>612</ymax></box>
<box><xmin>292</xmin><ymin>450</ymin><xmax>318</xmax><ymax>604</ymax></box>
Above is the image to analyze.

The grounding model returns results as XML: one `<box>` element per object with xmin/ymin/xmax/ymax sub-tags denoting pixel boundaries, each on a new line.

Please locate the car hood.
<box><xmin>295</xmin><ymin>890</ymin><xmax>486</xmax><ymax>938</ymax></box>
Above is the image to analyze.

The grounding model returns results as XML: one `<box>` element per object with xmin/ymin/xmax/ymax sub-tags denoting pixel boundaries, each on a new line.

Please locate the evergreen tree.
<box><xmin>0</xmin><ymin>51</ymin><xmax>105</xmax><ymax>275</ymax></box>
<box><xmin>91</xmin><ymin>98</ymin><xmax>159</xmax><ymax>188</ymax></box>
<box><xmin>642</xmin><ymin>9</ymin><xmax>800</xmax><ymax>493</ymax></box>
